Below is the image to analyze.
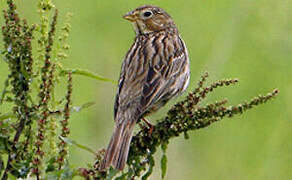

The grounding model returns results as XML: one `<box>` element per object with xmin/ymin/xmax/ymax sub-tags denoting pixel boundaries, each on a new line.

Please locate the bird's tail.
<box><xmin>100</xmin><ymin>119</ymin><xmax>136</xmax><ymax>170</ymax></box>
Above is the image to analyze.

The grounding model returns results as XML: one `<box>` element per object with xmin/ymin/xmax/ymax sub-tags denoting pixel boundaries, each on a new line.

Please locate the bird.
<box><xmin>100</xmin><ymin>5</ymin><xmax>190</xmax><ymax>170</ymax></box>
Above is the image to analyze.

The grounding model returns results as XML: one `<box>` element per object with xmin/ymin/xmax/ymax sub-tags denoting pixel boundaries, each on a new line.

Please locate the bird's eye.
<box><xmin>143</xmin><ymin>11</ymin><xmax>152</xmax><ymax>18</ymax></box>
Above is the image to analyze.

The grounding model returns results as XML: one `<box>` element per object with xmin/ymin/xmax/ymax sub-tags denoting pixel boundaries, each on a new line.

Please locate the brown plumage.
<box><xmin>100</xmin><ymin>5</ymin><xmax>190</xmax><ymax>170</ymax></box>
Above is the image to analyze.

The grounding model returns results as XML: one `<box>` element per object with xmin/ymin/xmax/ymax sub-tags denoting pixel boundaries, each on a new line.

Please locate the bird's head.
<box><xmin>123</xmin><ymin>5</ymin><xmax>176</xmax><ymax>35</ymax></box>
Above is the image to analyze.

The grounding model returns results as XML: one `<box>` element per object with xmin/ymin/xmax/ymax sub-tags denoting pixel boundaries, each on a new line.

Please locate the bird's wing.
<box><xmin>114</xmin><ymin>37</ymin><xmax>142</xmax><ymax>121</ymax></box>
<box><xmin>114</xmin><ymin>34</ymin><xmax>188</xmax><ymax>121</ymax></box>
<box><xmin>140</xmin><ymin>35</ymin><xmax>188</xmax><ymax>113</ymax></box>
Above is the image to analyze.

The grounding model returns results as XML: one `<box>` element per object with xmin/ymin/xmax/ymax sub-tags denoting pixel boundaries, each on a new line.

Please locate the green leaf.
<box><xmin>8</xmin><ymin>173</ymin><xmax>17</xmax><ymax>180</ymax></box>
<box><xmin>60</xmin><ymin>165</ymin><xmax>74</xmax><ymax>180</ymax></box>
<box><xmin>161</xmin><ymin>142</ymin><xmax>168</xmax><ymax>152</ymax></box>
<box><xmin>71</xmin><ymin>101</ymin><xmax>95</xmax><ymax>113</ymax></box>
<box><xmin>0</xmin><ymin>112</ymin><xmax>16</xmax><ymax>121</ymax></box>
<box><xmin>0</xmin><ymin>155</ymin><xmax>4</xmax><ymax>174</ymax></box>
<box><xmin>126</xmin><ymin>167</ymin><xmax>135</xmax><ymax>180</ymax></box>
<box><xmin>161</xmin><ymin>154</ymin><xmax>167</xmax><ymax>179</ymax></box>
<box><xmin>46</xmin><ymin>157</ymin><xmax>58</xmax><ymax>172</ymax></box>
<box><xmin>46</xmin><ymin>173</ymin><xmax>60</xmax><ymax>180</ymax></box>
<box><xmin>142</xmin><ymin>155</ymin><xmax>155</xmax><ymax>180</ymax></box>
<box><xmin>0</xmin><ymin>78</ymin><xmax>10</xmax><ymax>105</ymax></box>
<box><xmin>114</xmin><ymin>173</ymin><xmax>127</xmax><ymax>180</ymax></box>
<box><xmin>0</xmin><ymin>137</ymin><xmax>9</xmax><ymax>153</ymax></box>
<box><xmin>59</xmin><ymin>136</ymin><xmax>96</xmax><ymax>155</ymax></box>
<box><xmin>183</xmin><ymin>131</ymin><xmax>189</xmax><ymax>139</ymax></box>
<box><xmin>161</xmin><ymin>142</ymin><xmax>168</xmax><ymax>179</ymax></box>
<box><xmin>61</xmin><ymin>68</ymin><xmax>117</xmax><ymax>84</ymax></box>
<box><xmin>46</xmin><ymin>163</ymin><xmax>78</xmax><ymax>180</ymax></box>
<box><xmin>48</xmin><ymin>102</ymin><xmax>95</xmax><ymax>118</ymax></box>
<box><xmin>107</xmin><ymin>167</ymin><xmax>119</xmax><ymax>180</ymax></box>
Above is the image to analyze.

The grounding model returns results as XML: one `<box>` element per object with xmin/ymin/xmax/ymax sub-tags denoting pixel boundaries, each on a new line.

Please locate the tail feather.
<box><xmin>100</xmin><ymin>120</ymin><xmax>135</xmax><ymax>170</ymax></box>
<box><xmin>114</xmin><ymin>126</ymin><xmax>133</xmax><ymax>170</ymax></box>
<box><xmin>100</xmin><ymin>125</ymin><xmax>123</xmax><ymax>169</ymax></box>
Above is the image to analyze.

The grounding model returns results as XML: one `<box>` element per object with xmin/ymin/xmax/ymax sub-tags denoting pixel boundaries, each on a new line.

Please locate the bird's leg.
<box><xmin>141</xmin><ymin>117</ymin><xmax>154</xmax><ymax>135</ymax></box>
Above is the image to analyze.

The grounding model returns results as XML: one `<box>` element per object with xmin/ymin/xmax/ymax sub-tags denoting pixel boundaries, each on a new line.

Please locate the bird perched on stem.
<box><xmin>100</xmin><ymin>5</ymin><xmax>190</xmax><ymax>170</ymax></box>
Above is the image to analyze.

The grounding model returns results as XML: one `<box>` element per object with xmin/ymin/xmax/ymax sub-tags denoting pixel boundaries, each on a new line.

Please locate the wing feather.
<box><xmin>140</xmin><ymin>34</ymin><xmax>188</xmax><ymax>113</ymax></box>
<box><xmin>114</xmin><ymin>33</ymin><xmax>189</xmax><ymax>120</ymax></box>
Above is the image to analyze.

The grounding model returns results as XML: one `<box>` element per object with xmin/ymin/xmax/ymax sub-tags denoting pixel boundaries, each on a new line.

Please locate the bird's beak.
<box><xmin>123</xmin><ymin>12</ymin><xmax>136</xmax><ymax>22</ymax></box>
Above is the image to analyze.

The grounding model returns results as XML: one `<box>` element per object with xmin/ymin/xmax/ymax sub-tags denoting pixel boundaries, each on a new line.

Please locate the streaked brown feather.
<box><xmin>101</xmin><ymin>5</ymin><xmax>190</xmax><ymax>171</ymax></box>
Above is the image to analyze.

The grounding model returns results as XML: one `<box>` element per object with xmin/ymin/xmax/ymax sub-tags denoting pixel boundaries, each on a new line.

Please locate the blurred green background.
<box><xmin>0</xmin><ymin>0</ymin><xmax>291</xmax><ymax>179</ymax></box>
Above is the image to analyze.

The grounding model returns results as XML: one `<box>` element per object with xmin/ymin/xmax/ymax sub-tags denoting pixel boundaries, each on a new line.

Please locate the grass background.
<box><xmin>0</xmin><ymin>0</ymin><xmax>291</xmax><ymax>179</ymax></box>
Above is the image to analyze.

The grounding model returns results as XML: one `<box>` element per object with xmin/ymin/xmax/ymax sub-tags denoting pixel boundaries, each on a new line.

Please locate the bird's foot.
<box><xmin>141</xmin><ymin>117</ymin><xmax>154</xmax><ymax>135</ymax></box>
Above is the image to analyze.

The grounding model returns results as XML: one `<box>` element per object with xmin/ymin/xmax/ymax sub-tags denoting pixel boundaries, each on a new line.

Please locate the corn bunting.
<box><xmin>100</xmin><ymin>5</ymin><xmax>190</xmax><ymax>170</ymax></box>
